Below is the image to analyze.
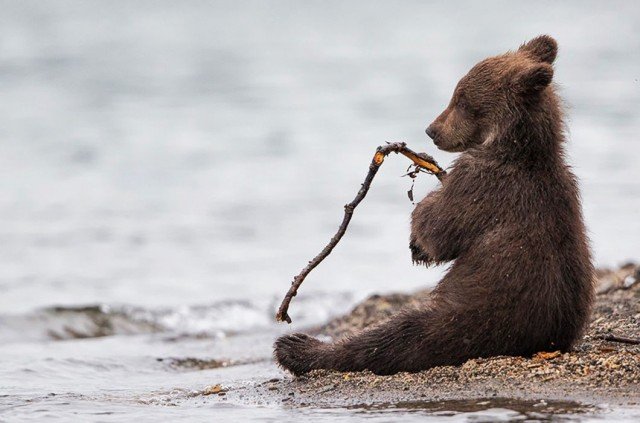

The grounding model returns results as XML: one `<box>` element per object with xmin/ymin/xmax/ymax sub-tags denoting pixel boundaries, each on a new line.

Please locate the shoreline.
<box><xmin>210</xmin><ymin>263</ymin><xmax>640</xmax><ymax>410</ymax></box>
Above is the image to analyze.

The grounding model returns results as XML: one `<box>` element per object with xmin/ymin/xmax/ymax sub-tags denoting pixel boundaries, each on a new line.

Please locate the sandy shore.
<box><xmin>209</xmin><ymin>263</ymin><xmax>640</xmax><ymax>409</ymax></box>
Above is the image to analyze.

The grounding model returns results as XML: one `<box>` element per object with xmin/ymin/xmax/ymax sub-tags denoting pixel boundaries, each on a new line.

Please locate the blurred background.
<box><xmin>0</xmin><ymin>0</ymin><xmax>638</xmax><ymax>420</ymax></box>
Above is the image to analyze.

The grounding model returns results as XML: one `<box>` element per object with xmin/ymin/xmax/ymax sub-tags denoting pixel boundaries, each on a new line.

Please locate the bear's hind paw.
<box><xmin>273</xmin><ymin>333</ymin><xmax>327</xmax><ymax>376</ymax></box>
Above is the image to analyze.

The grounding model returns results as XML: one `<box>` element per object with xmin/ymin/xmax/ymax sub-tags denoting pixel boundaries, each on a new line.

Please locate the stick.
<box><xmin>275</xmin><ymin>142</ymin><xmax>445</xmax><ymax>323</ymax></box>
<box><xmin>600</xmin><ymin>335</ymin><xmax>640</xmax><ymax>345</ymax></box>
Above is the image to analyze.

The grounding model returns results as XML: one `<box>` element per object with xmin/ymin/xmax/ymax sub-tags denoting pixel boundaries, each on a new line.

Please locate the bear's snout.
<box><xmin>425</xmin><ymin>124</ymin><xmax>438</xmax><ymax>141</ymax></box>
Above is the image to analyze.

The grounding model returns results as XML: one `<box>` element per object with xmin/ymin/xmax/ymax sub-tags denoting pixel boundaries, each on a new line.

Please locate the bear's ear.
<box><xmin>513</xmin><ymin>63</ymin><xmax>554</xmax><ymax>94</ymax></box>
<box><xmin>518</xmin><ymin>35</ymin><xmax>558</xmax><ymax>64</ymax></box>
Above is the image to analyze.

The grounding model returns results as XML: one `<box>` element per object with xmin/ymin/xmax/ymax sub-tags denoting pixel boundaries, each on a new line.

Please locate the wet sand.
<box><xmin>211</xmin><ymin>263</ymin><xmax>640</xmax><ymax>409</ymax></box>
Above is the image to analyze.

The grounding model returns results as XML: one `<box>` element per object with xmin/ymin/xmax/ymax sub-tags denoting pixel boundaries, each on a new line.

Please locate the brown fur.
<box><xmin>274</xmin><ymin>35</ymin><xmax>595</xmax><ymax>376</ymax></box>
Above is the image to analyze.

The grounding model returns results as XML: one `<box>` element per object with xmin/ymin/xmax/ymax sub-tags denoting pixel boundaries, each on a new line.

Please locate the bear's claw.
<box><xmin>410</xmin><ymin>240</ymin><xmax>433</xmax><ymax>266</ymax></box>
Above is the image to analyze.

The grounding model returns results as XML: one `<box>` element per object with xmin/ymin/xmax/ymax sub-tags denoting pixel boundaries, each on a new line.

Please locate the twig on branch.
<box><xmin>599</xmin><ymin>334</ymin><xmax>640</xmax><ymax>345</ymax></box>
<box><xmin>275</xmin><ymin>142</ymin><xmax>445</xmax><ymax>323</ymax></box>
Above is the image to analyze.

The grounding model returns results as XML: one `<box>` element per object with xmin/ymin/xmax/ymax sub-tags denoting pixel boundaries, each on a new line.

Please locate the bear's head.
<box><xmin>426</xmin><ymin>35</ymin><xmax>558</xmax><ymax>152</ymax></box>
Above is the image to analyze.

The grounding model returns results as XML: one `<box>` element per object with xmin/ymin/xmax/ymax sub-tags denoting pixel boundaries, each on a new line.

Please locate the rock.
<box><xmin>202</xmin><ymin>384</ymin><xmax>225</xmax><ymax>395</ymax></box>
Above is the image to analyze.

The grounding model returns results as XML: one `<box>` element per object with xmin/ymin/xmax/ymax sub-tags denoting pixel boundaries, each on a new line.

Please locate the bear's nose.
<box><xmin>425</xmin><ymin>125</ymin><xmax>437</xmax><ymax>140</ymax></box>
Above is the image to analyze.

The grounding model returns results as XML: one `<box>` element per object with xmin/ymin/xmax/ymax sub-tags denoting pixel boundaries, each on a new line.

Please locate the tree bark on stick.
<box><xmin>275</xmin><ymin>142</ymin><xmax>445</xmax><ymax>323</ymax></box>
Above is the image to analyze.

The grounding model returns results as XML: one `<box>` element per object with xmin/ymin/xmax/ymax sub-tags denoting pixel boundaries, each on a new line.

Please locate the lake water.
<box><xmin>1</xmin><ymin>1</ymin><xmax>639</xmax><ymax>421</ymax></box>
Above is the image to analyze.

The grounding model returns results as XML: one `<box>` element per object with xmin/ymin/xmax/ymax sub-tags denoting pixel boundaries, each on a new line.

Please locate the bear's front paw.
<box><xmin>410</xmin><ymin>240</ymin><xmax>433</xmax><ymax>266</ymax></box>
<box><xmin>274</xmin><ymin>333</ymin><xmax>326</xmax><ymax>376</ymax></box>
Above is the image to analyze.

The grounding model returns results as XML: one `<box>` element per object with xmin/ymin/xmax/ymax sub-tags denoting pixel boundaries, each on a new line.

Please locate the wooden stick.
<box><xmin>600</xmin><ymin>335</ymin><xmax>640</xmax><ymax>345</ymax></box>
<box><xmin>275</xmin><ymin>142</ymin><xmax>445</xmax><ymax>323</ymax></box>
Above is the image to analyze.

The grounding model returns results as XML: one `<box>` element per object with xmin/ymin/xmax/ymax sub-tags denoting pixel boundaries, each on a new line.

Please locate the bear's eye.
<box><xmin>457</xmin><ymin>95</ymin><xmax>472</xmax><ymax>113</ymax></box>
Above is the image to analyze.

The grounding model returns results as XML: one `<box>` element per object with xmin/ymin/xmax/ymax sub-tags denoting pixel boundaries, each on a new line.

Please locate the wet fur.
<box><xmin>274</xmin><ymin>35</ymin><xmax>595</xmax><ymax>376</ymax></box>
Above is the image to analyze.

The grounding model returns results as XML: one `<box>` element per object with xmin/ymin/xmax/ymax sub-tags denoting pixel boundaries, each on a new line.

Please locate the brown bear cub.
<box><xmin>274</xmin><ymin>35</ymin><xmax>595</xmax><ymax>376</ymax></box>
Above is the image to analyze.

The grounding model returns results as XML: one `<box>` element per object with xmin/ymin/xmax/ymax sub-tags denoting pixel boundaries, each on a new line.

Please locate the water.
<box><xmin>0</xmin><ymin>1</ymin><xmax>639</xmax><ymax>421</ymax></box>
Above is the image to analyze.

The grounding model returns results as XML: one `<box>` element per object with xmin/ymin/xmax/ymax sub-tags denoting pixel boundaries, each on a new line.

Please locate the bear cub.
<box><xmin>274</xmin><ymin>35</ymin><xmax>594</xmax><ymax>376</ymax></box>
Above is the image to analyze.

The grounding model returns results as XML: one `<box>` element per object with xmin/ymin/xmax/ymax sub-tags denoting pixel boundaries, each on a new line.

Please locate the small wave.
<box><xmin>0</xmin><ymin>292</ymin><xmax>354</xmax><ymax>343</ymax></box>
<box><xmin>0</xmin><ymin>301</ymin><xmax>267</xmax><ymax>343</ymax></box>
